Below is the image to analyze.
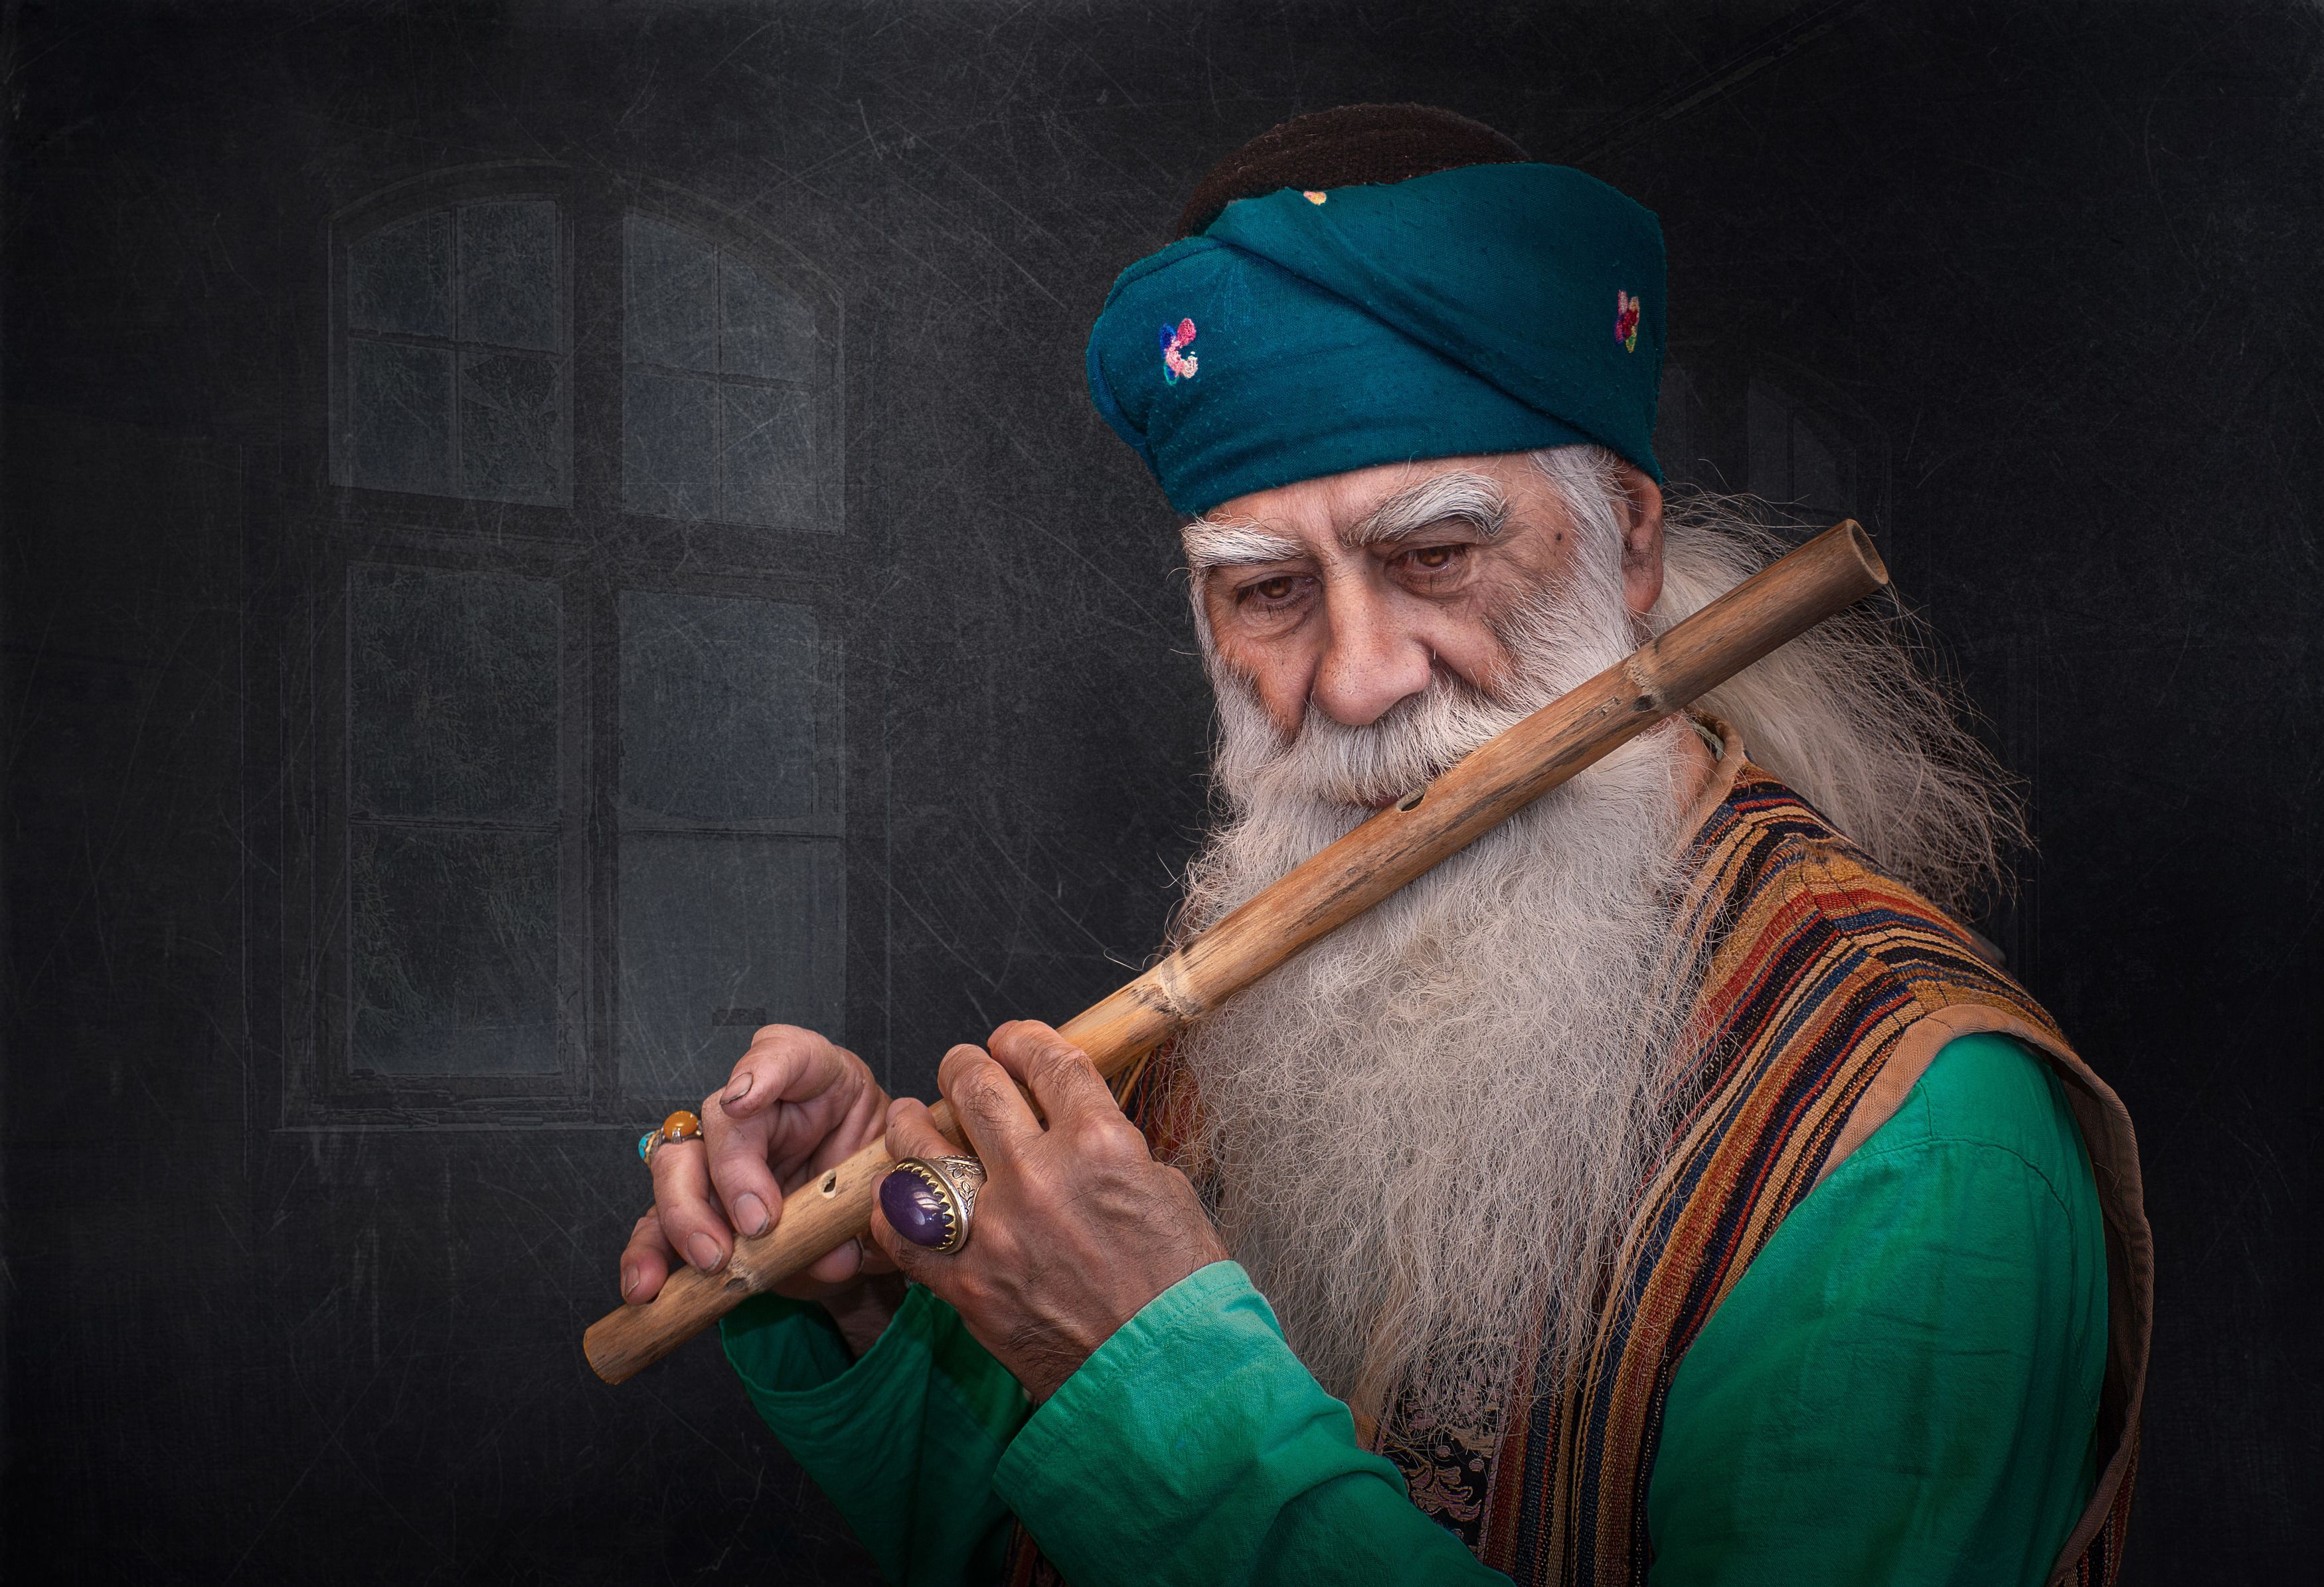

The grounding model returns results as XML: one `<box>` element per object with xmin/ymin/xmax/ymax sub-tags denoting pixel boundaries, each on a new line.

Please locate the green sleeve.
<box><xmin>1648</xmin><ymin>1031</ymin><xmax>2109</xmax><ymax>1587</ymax></box>
<box><xmin>995</xmin><ymin>1260</ymin><xmax>1509</xmax><ymax>1587</ymax></box>
<box><xmin>720</xmin><ymin>1286</ymin><xmax>1030</xmax><ymax>1584</ymax></box>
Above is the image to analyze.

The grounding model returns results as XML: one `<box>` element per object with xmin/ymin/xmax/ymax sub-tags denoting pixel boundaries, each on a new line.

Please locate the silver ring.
<box><xmin>927</xmin><ymin>1155</ymin><xmax>985</xmax><ymax>1224</ymax></box>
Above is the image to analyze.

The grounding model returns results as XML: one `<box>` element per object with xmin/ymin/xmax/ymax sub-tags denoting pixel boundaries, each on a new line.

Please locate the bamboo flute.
<box><xmin>584</xmin><ymin>519</ymin><xmax>1890</xmax><ymax>1384</ymax></box>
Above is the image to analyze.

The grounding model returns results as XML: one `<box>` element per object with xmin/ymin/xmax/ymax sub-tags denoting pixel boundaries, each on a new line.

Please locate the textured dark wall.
<box><xmin>4</xmin><ymin>1</ymin><xmax>2318</xmax><ymax>1580</ymax></box>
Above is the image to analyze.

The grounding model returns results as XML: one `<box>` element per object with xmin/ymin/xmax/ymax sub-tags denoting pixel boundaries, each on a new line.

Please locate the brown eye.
<box><xmin>1251</xmin><ymin>576</ymin><xmax>1297</xmax><ymax>602</ymax></box>
<box><xmin>1406</xmin><ymin>545</ymin><xmax>1459</xmax><ymax>571</ymax></box>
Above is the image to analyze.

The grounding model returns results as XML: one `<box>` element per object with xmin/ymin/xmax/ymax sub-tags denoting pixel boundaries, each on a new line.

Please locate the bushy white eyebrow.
<box><xmin>1342</xmin><ymin>471</ymin><xmax>1510</xmax><ymax>547</ymax></box>
<box><xmin>1181</xmin><ymin>470</ymin><xmax>1510</xmax><ymax>572</ymax></box>
<box><xmin>1181</xmin><ymin>517</ymin><xmax>1306</xmax><ymax>571</ymax></box>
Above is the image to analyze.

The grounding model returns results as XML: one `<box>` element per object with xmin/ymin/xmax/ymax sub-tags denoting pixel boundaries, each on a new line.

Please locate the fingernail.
<box><xmin>724</xmin><ymin>1073</ymin><xmax>754</xmax><ymax>1106</ymax></box>
<box><xmin>622</xmin><ymin>1265</ymin><xmax>639</xmax><ymax>1297</ymax></box>
<box><xmin>735</xmin><ymin>1194</ymin><xmax>770</xmax><ymax>1236</ymax></box>
<box><xmin>687</xmin><ymin>1234</ymin><xmax>725</xmax><ymax>1272</ymax></box>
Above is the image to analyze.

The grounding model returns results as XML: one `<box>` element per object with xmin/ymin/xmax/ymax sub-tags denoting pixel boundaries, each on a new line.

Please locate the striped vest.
<box><xmin>1013</xmin><ymin>759</ymin><xmax>2152</xmax><ymax>1586</ymax></box>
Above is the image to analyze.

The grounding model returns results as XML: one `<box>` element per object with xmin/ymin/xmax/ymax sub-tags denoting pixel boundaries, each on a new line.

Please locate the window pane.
<box><xmin>718</xmin><ymin>383</ymin><xmax>816</xmax><ymax>528</ymax></box>
<box><xmin>349</xmin><ymin>210</ymin><xmax>452</xmax><ymax>338</ymax></box>
<box><xmin>1745</xmin><ymin>376</ymin><xmax>1790</xmax><ymax>503</ymax></box>
<box><xmin>618</xmin><ymin>833</ymin><xmax>842</xmax><ymax>1098</ymax></box>
<box><xmin>349</xmin><ymin>564</ymin><xmax>559</xmax><ymax>823</ymax></box>
<box><xmin>1654</xmin><ymin>362</ymin><xmax>1710</xmax><ymax>490</ymax></box>
<box><xmin>622</xmin><ymin>370</ymin><xmax>716</xmax><ymax>519</ymax></box>
<box><xmin>1789</xmin><ymin>420</ymin><xmax>1854</xmax><ymax>523</ymax></box>
<box><xmin>353</xmin><ymin>825</ymin><xmax>558</xmax><ymax>1075</ymax></box>
<box><xmin>620</xmin><ymin>590</ymin><xmax>821</xmax><ymax>822</ymax></box>
<box><xmin>457</xmin><ymin>200</ymin><xmax>559</xmax><ymax>352</ymax></box>
<box><xmin>459</xmin><ymin>350</ymin><xmax>561</xmax><ymax>500</ymax></box>
<box><xmin>719</xmin><ymin>254</ymin><xmax>817</xmax><ymax>380</ymax></box>
<box><xmin>1746</xmin><ymin>376</ymin><xmax>1857</xmax><ymax>522</ymax></box>
<box><xmin>625</xmin><ymin>212</ymin><xmax>716</xmax><ymax>372</ymax></box>
<box><xmin>349</xmin><ymin>339</ymin><xmax>454</xmax><ymax>493</ymax></box>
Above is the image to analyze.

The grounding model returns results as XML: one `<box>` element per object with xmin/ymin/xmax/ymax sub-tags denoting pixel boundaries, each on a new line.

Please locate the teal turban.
<box><xmin>1086</xmin><ymin>162</ymin><xmax>1666</xmax><ymax>517</ymax></box>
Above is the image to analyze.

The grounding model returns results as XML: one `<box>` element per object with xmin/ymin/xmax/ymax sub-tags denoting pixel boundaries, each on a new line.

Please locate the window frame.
<box><xmin>284</xmin><ymin>165</ymin><xmax>858</xmax><ymax>1128</ymax></box>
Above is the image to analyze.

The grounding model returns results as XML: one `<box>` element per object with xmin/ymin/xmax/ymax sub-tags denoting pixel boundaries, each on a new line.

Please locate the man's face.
<box><xmin>1189</xmin><ymin>452</ymin><xmax>1668</xmax><ymax>746</ymax></box>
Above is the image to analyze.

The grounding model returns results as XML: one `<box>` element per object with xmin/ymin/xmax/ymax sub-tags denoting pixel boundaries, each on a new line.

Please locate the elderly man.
<box><xmin>616</xmin><ymin>106</ymin><xmax>2149</xmax><ymax>1586</ymax></box>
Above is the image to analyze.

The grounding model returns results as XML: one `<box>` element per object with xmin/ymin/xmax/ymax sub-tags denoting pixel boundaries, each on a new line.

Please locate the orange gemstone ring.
<box><xmin>637</xmin><ymin>1109</ymin><xmax>703</xmax><ymax>1166</ymax></box>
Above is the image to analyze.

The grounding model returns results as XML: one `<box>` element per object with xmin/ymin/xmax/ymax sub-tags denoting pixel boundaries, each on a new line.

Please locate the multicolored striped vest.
<box><xmin>1013</xmin><ymin>756</ymin><xmax>2153</xmax><ymax>1586</ymax></box>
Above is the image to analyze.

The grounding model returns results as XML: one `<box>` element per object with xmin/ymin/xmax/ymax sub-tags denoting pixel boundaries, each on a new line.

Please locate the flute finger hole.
<box><xmin>819</xmin><ymin>1171</ymin><xmax>838</xmax><ymax>1197</ymax></box>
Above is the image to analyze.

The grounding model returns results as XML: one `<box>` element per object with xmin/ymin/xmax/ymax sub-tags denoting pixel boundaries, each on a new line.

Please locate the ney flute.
<box><xmin>584</xmin><ymin>519</ymin><xmax>1890</xmax><ymax>1384</ymax></box>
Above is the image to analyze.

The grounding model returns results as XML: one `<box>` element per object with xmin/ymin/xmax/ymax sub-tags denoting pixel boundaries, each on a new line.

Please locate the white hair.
<box><xmin>1530</xmin><ymin>444</ymin><xmax>2024</xmax><ymax>920</ymax></box>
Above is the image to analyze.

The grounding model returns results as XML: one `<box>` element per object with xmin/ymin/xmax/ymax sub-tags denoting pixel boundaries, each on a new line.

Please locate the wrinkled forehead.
<box><xmin>1181</xmin><ymin>461</ymin><xmax>1517</xmax><ymax>572</ymax></box>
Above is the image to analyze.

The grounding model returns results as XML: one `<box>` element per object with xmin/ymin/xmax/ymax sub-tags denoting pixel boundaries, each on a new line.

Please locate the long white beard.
<box><xmin>1171</xmin><ymin>538</ymin><xmax>1706</xmax><ymax>1449</ymax></box>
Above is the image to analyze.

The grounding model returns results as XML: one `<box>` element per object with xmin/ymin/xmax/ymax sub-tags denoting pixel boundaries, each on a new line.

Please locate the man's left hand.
<box><xmin>870</xmin><ymin>1021</ymin><xmax>1229</xmax><ymax>1402</ymax></box>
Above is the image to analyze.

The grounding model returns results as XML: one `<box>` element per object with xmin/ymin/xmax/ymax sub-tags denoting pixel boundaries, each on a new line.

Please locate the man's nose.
<box><xmin>1310</xmin><ymin>578</ymin><xmax>1434</xmax><ymax>727</ymax></box>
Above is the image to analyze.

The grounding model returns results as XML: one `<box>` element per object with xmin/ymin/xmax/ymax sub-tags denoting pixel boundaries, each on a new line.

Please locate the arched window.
<box><xmin>294</xmin><ymin>170</ymin><xmax>849</xmax><ymax>1125</ymax></box>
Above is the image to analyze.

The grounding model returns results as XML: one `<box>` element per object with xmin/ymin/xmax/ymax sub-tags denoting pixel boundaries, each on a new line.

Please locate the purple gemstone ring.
<box><xmin>879</xmin><ymin>1155</ymin><xmax>985</xmax><ymax>1254</ymax></box>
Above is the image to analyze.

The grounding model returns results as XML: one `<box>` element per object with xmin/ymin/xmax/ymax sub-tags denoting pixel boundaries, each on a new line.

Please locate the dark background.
<box><xmin>4</xmin><ymin>0</ymin><xmax>2317</xmax><ymax>1580</ymax></box>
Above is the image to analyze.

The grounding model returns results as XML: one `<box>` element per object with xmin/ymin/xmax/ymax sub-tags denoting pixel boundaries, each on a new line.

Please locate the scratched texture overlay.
<box><xmin>2</xmin><ymin>0</ymin><xmax>2317</xmax><ymax>1580</ymax></box>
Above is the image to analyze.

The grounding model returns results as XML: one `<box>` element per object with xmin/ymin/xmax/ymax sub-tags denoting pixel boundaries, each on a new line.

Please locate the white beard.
<box><xmin>1171</xmin><ymin>534</ymin><xmax>1706</xmax><ymax>1450</ymax></box>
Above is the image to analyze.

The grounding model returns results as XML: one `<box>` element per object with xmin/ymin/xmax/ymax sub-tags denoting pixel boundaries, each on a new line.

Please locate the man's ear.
<box><xmin>1612</xmin><ymin>465</ymin><xmax>1666</xmax><ymax>618</ymax></box>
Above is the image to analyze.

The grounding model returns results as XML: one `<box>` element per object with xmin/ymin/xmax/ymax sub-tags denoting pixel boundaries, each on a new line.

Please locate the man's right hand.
<box><xmin>619</xmin><ymin>1025</ymin><xmax>896</xmax><ymax>1307</ymax></box>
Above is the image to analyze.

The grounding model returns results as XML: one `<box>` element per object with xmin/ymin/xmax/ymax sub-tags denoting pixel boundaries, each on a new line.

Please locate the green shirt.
<box><xmin>722</xmin><ymin>1033</ymin><xmax>2106</xmax><ymax>1585</ymax></box>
